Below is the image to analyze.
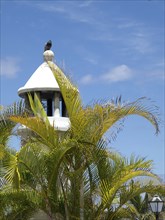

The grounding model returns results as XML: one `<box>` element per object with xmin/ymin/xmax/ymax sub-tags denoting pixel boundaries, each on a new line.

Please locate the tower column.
<box><xmin>24</xmin><ymin>94</ymin><xmax>30</xmax><ymax>110</ymax></box>
<box><xmin>47</xmin><ymin>99</ymin><xmax>52</xmax><ymax>116</ymax></box>
<box><xmin>54</xmin><ymin>92</ymin><xmax>60</xmax><ymax>117</ymax></box>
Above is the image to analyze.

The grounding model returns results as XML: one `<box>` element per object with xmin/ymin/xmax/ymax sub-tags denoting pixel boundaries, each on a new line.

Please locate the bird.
<box><xmin>44</xmin><ymin>40</ymin><xmax>52</xmax><ymax>51</ymax></box>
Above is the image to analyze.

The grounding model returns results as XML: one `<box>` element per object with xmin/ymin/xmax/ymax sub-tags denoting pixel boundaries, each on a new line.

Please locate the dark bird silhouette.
<box><xmin>44</xmin><ymin>40</ymin><xmax>52</xmax><ymax>51</ymax></box>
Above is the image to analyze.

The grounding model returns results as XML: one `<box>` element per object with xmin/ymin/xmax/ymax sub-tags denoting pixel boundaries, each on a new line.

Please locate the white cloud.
<box><xmin>80</xmin><ymin>74</ymin><xmax>94</xmax><ymax>85</ymax></box>
<box><xmin>80</xmin><ymin>65</ymin><xmax>133</xmax><ymax>85</ymax></box>
<box><xmin>0</xmin><ymin>57</ymin><xmax>21</xmax><ymax>78</ymax></box>
<box><xmin>102</xmin><ymin>65</ymin><xmax>133</xmax><ymax>82</ymax></box>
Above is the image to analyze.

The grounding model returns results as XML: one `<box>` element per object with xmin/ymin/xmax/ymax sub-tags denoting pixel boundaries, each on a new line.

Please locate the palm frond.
<box><xmin>79</xmin><ymin>97</ymin><xmax>160</xmax><ymax>145</ymax></box>
<box><xmin>48</xmin><ymin>139</ymin><xmax>77</xmax><ymax>192</ymax></box>
<box><xmin>0</xmin><ymin>188</ymin><xmax>40</xmax><ymax>220</ymax></box>
<box><xmin>48</xmin><ymin>61</ymin><xmax>82</xmax><ymax>121</ymax></box>
<box><xmin>10</xmin><ymin>115</ymin><xmax>59</xmax><ymax>150</ymax></box>
<box><xmin>28</xmin><ymin>93</ymin><xmax>50</xmax><ymax>126</ymax></box>
<box><xmin>3</xmin><ymin>153</ymin><xmax>20</xmax><ymax>190</ymax></box>
<box><xmin>0</xmin><ymin>100</ymin><xmax>25</xmax><ymax>118</ymax></box>
<box><xmin>99</xmin><ymin>156</ymin><xmax>159</xmax><ymax>209</ymax></box>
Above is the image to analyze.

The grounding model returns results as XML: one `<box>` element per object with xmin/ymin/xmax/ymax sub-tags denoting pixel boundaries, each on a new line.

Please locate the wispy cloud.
<box><xmin>36</xmin><ymin>3</ymin><xmax>66</xmax><ymax>13</ymax></box>
<box><xmin>0</xmin><ymin>57</ymin><xmax>21</xmax><ymax>78</ymax></box>
<box><xmin>24</xmin><ymin>1</ymin><xmax>163</xmax><ymax>66</ymax></box>
<box><xmin>80</xmin><ymin>64</ymin><xmax>133</xmax><ymax>85</ymax></box>
<box><xmin>35</xmin><ymin>1</ymin><xmax>96</xmax><ymax>26</ymax></box>
<box><xmin>89</xmin><ymin>32</ymin><xmax>116</xmax><ymax>42</ymax></box>
<box><xmin>80</xmin><ymin>74</ymin><xmax>94</xmax><ymax>85</ymax></box>
<box><xmin>78</xmin><ymin>1</ymin><xmax>93</xmax><ymax>8</ymax></box>
<box><xmin>117</xmin><ymin>21</ymin><xmax>140</xmax><ymax>29</ymax></box>
<box><xmin>147</xmin><ymin>69</ymin><xmax>165</xmax><ymax>81</ymax></box>
<box><xmin>129</xmin><ymin>31</ymin><xmax>153</xmax><ymax>54</ymax></box>
<box><xmin>84</xmin><ymin>57</ymin><xmax>97</xmax><ymax>65</ymax></box>
<box><xmin>154</xmin><ymin>60</ymin><xmax>165</xmax><ymax>68</ymax></box>
<box><xmin>139</xmin><ymin>59</ymin><xmax>165</xmax><ymax>81</ymax></box>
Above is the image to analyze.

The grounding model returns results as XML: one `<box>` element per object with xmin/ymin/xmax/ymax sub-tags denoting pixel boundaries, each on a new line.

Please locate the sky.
<box><xmin>0</xmin><ymin>0</ymin><xmax>164</xmax><ymax>180</ymax></box>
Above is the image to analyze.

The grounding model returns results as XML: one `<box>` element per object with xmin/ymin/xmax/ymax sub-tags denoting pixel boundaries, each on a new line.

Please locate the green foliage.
<box><xmin>0</xmin><ymin>62</ymin><xmax>164</xmax><ymax>220</ymax></box>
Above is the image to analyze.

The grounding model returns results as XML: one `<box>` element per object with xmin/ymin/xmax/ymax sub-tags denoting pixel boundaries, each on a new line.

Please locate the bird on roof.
<box><xmin>44</xmin><ymin>40</ymin><xmax>52</xmax><ymax>51</ymax></box>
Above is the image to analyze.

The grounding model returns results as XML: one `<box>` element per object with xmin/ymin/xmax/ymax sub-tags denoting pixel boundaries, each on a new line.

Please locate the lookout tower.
<box><xmin>18</xmin><ymin>42</ymin><xmax>70</xmax><ymax>132</ymax></box>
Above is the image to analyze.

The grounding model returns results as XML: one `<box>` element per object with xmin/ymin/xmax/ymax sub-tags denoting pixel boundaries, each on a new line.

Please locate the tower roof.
<box><xmin>18</xmin><ymin>50</ymin><xmax>60</xmax><ymax>97</ymax></box>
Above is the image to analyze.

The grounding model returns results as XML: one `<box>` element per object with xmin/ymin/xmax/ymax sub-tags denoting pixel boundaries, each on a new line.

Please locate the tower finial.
<box><xmin>44</xmin><ymin>40</ymin><xmax>52</xmax><ymax>51</ymax></box>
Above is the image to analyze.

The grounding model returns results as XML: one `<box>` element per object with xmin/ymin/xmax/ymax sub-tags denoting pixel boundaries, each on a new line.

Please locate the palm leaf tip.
<box><xmin>123</xmin><ymin>97</ymin><xmax>160</xmax><ymax>135</ymax></box>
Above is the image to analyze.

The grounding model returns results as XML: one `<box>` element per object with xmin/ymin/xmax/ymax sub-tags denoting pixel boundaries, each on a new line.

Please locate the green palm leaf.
<box><xmin>28</xmin><ymin>93</ymin><xmax>50</xmax><ymax>126</ymax></box>
<box><xmin>10</xmin><ymin>115</ymin><xmax>59</xmax><ymax>150</ymax></box>
<box><xmin>3</xmin><ymin>153</ymin><xmax>20</xmax><ymax>190</ymax></box>
<box><xmin>48</xmin><ymin>61</ymin><xmax>82</xmax><ymax>120</ymax></box>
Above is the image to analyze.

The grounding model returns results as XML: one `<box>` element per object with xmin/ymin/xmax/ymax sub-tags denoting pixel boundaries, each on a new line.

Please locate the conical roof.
<box><xmin>18</xmin><ymin>50</ymin><xmax>60</xmax><ymax>97</ymax></box>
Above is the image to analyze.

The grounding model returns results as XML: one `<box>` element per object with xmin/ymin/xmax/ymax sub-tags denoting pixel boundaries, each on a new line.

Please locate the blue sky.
<box><xmin>0</xmin><ymin>1</ymin><xmax>164</xmax><ymax>179</ymax></box>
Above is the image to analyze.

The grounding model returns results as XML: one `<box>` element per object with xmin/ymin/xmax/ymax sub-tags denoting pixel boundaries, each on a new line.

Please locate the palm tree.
<box><xmin>92</xmin><ymin>155</ymin><xmax>165</xmax><ymax>220</ymax></box>
<box><xmin>129</xmin><ymin>193</ymin><xmax>155</xmax><ymax>220</ymax></box>
<box><xmin>0</xmin><ymin>62</ymin><xmax>164</xmax><ymax>220</ymax></box>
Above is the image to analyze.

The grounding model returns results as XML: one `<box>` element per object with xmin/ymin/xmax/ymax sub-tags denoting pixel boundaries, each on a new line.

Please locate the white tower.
<box><xmin>18</xmin><ymin>48</ymin><xmax>70</xmax><ymax>132</ymax></box>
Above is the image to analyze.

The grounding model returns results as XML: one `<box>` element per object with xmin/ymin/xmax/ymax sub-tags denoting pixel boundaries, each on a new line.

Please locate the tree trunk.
<box><xmin>80</xmin><ymin>179</ymin><xmax>84</xmax><ymax>220</ymax></box>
